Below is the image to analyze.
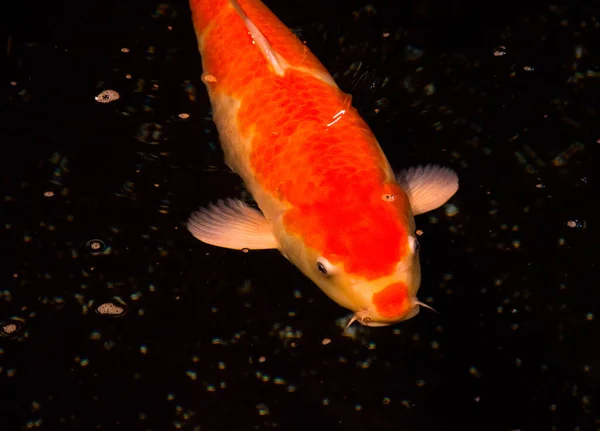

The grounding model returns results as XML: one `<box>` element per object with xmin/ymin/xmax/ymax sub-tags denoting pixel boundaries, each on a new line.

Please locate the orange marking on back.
<box><xmin>190</xmin><ymin>0</ymin><xmax>413</xmax><ymax>279</ymax></box>
<box><xmin>372</xmin><ymin>282</ymin><xmax>409</xmax><ymax>318</ymax></box>
<box><xmin>190</xmin><ymin>0</ymin><xmax>330</xmax><ymax>96</ymax></box>
<box><xmin>239</xmin><ymin>69</ymin><xmax>411</xmax><ymax>279</ymax></box>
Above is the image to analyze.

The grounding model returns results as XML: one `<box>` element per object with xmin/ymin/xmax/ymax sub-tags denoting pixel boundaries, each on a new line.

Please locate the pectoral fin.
<box><xmin>397</xmin><ymin>164</ymin><xmax>459</xmax><ymax>216</ymax></box>
<box><xmin>187</xmin><ymin>198</ymin><xmax>279</xmax><ymax>250</ymax></box>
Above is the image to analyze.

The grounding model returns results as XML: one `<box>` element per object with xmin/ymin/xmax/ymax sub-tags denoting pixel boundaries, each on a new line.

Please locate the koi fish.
<box><xmin>186</xmin><ymin>0</ymin><xmax>459</xmax><ymax>327</ymax></box>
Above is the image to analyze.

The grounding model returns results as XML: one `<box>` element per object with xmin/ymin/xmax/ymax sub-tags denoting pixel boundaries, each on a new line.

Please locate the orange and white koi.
<box><xmin>186</xmin><ymin>0</ymin><xmax>458</xmax><ymax>327</ymax></box>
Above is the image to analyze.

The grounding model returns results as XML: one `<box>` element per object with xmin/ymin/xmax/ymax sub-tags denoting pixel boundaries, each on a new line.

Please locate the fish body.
<box><xmin>187</xmin><ymin>0</ymin><xmax>458</xmax><ymax>327</ymax></box>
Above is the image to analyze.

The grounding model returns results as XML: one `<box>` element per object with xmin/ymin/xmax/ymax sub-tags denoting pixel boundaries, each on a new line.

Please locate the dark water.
<box><xmin>3</xmin><ymin>0</ymin><xmax>599</xmax><ymax>429</ymax></box>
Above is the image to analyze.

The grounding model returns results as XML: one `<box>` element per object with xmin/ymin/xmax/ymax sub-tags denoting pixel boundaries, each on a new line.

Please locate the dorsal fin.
<box><xmin>230</xmin><ymin>0</ymin><xmax>289</xmax><ymax>76</ymax></box>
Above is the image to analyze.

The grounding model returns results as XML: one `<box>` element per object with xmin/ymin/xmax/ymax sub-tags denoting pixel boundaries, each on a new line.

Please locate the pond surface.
<box><xmin>2</xmin><ymin>0</ymin><xmax>599</xmax><ymax>429</ymax></box>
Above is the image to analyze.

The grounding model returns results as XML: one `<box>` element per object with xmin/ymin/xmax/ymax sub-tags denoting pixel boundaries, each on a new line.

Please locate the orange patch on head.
<box><xmin>372</xmin><ymin>282</ymin><xmax>409</xmax><ymax>318</ymax></box>
<box><xmin>282</xmin><ymin>179</ymin><xmax>410</xmax><ymax>280</ymax></box>
<box><xmin>238</xmin><ymin>68</ymin><xmax>412</xmax><ymax>281</ymax></box>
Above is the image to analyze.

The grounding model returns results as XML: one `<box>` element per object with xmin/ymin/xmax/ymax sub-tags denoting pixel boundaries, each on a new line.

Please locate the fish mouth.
<box><xmin>345</xmin><ymin>299</ymin><xmax>436</xmax><ymax>329</ymax></box>
<box><xmin>344</xmin><ymin>309</ymin><xmax>391</xmax><ymax>329</ymax></box>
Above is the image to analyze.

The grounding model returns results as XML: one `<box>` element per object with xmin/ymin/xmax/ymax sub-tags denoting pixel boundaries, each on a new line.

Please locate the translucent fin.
<box><xmin>187</xmin><ymin>198</ymin><xmax>279</xmax><ymax>250</ymax></box>
<box><xmin>397</xmin><ymin>164</ymin><xmax>459</xmax><ymax>216</ymax></box>
<box><xmin>230</xmin><ymin>0</ymin><xmax>289</xmax><ymax>76</ymax></box>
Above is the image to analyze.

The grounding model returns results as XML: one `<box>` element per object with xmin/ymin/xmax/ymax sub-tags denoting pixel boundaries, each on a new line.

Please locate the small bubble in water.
<box><xmin>493</xmin><ymin>46</ymin><xmax>507</xmax><ymax>56</ymax></box>
<box><xmin>566</xmin><ymin>219</ymin><xmax>586</xmax><ymax>229</ymax></box>
<box><xmin>95</xmin><ymin>89</ymin><xmax>120</xmax><ymax>103</ymax></box>
<box><xmin>95</xmin><ymin>299</ymin><xmax>128</xmax><ymax>317</ymax></box>
<box><xmin>256</xmin><ymin>403</ymin><xmax>270</xmax><ymax>416</ymax></box>
<box><xmin>444</xmin><ymin>204</ymin><xmax>459</xmax><ymax>216</ymax></box>
<box><xmin>85</xmin><ymin>239</ymin><xmax>106</xmax><ymax>255</ymax></box>
<box><xmin>0</xmin><ymin>318</ymin><xmax>25</xmax><ymax>339</ymax></box>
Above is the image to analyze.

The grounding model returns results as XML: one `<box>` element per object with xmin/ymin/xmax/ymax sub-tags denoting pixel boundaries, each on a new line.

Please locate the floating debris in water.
<box><xmin>0</xmin><ymin>317</ymin><xmax>25</xmax><ymax>339</ymax></box>
<box><xmin>444</xmin><ymin>203</ymin><xmax>459</xmax><ymax>217</ymax></box>
<box><xmin>566</xmin><ymin>219</ymin><xmax>586</xmax><ymax>229</ymax></box>
<box><xmin>153</xmin><ymin>2</ymin><xmax>177</xmax><ymax>19</ymax></box>
<box><xmin>49</xmin><ymin>152</ymin><xmax>70</xmax><ymax>186</ymax></box>
<box><xmin>136</xmin><ymin>122</ymin><xmax>163</xmax><ymax>144</ymax></box>
<box><xmin>493</xmin><ymin>46</ymin><xmax>507</xmax><ymax>56</ymax></box>
<box><xmin>405</xmin><ymin>45</ymin><xmax>424</xmax><ymax>61</ymax></box>
<box><xmin>85</xmin><ymin>239</ymin><xmax>107</xmax><ymax>255</ymax></box>
<box><xmin>256</xmin><ymin>403</ymin><xmax>270</xmax><ymax>416</ymax></box>
<box><xmin>469</xmin><ymin>366</ymin><xmax>482</xmax><ymax>378</ymax></box>
<box><xmin>424</xmin><ymin>82</ymin><xmax>436</xmax><ymax>96</ymax></box>
<box><xmin>552</xmin><ymin>142</ymin><xmax>584</xmax><ymax>166</ymax></box>
<box><xmin>95</xmin><ymin>89</ymin><xmax>120</xmax><ymax>103</ymax></box>
<box><xmin>74</xmin><ymin>356</ymin><xmax>90</xmax><ymax>367</ymax></box>
<box><xmin>183</xmin><ymin>80</ymin><xmax>197</xmax><ymax>102</ymax></box>
<box><xmin>94</xmin><ymin>298</ymin><xmax>128</xmax><ymax>317</ymax></box>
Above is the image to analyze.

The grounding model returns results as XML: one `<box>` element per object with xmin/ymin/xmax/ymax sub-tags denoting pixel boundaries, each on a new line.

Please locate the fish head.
<box><xmin>345</xmin><ymin>236</ymin><xmax>424</xmax><ymax>327</ymax></box>
<box><xmin>277</xmin><ymin>181</ymin><xmax>429</xmax><ymax>327</ymax></box>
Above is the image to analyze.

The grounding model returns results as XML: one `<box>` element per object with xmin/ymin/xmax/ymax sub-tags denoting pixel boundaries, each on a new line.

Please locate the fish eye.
<box><xmin>317</xmin><ymin>262</ymin><xmax>327</xmax><ymax>275</ymax></box>
<box><xmin>316</xmin><ymin>257</ymin><xmax>333</xmax><ymax>276</ymax></box>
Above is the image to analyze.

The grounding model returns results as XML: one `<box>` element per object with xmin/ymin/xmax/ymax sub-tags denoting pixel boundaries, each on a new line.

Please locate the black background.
<box><xmin>2</xmin><ymin>0</ymin><xmax>599</xmax><ymax>430</ymax></box>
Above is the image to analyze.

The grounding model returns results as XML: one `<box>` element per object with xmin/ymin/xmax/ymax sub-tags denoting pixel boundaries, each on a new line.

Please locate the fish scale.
<box><xmin>187</xmin><ymin>0</ymin><xmax>459</xmax><ymax>327</ymax></box>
